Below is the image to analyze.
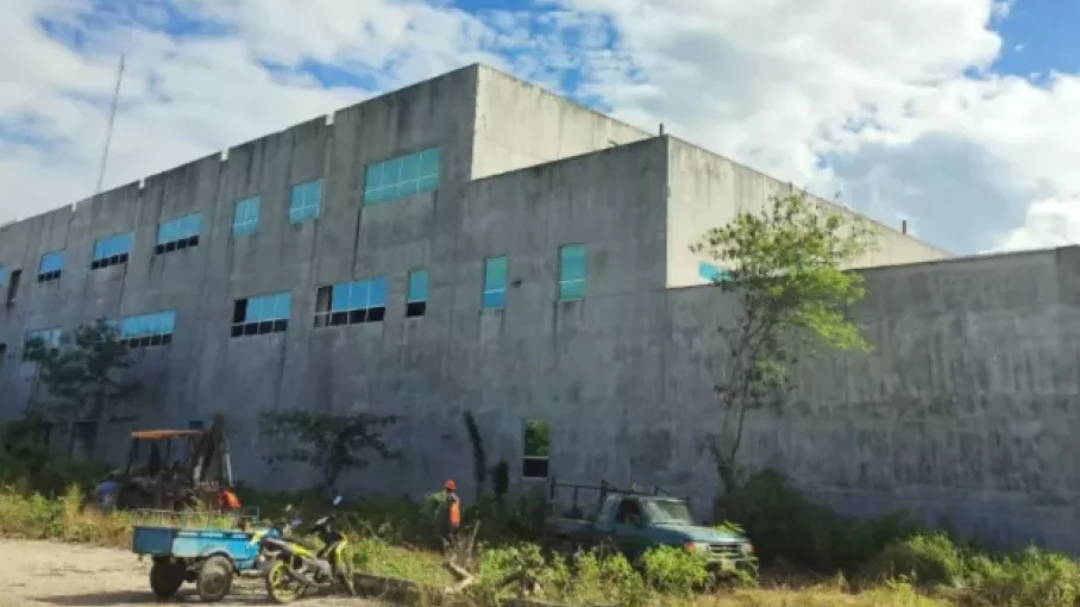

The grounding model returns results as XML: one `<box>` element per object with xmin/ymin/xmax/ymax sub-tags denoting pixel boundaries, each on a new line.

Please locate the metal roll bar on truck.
<box><xmin>542</xmin><ymin>477</ymin><xmax>757</xmax><ymax>578</ymax></box>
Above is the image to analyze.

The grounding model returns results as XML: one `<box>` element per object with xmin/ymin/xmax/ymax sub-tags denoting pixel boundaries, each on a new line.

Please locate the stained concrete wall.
<box><xmin>470</xmin><ymin>65</ymin><xmax>653</xmax><ymax>180</ymax></box>
<box><xmin>1</xmin><ymin>63</ymin><xmax>1068</xmax><ymax>551</ymax></box>
<box><xmin>666</xmin><ymin>137</ymin><xmax>953</xmax><ymax>287</ymax></box>
<box><xmin>0</xmin><ymin>64</ymin><xmax>484</xmax><ymax>439</ymax></box>
<box><xmin>651</xmin><ymin>246</ymin><xmax>1080</xmax><ymax>551</ymax></box>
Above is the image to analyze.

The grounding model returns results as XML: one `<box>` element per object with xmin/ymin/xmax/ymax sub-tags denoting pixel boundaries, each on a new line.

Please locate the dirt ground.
<box><xmin>0</xmin><ymin>539</ymin><xmax>385</xmax><ymax>607</ymax></box>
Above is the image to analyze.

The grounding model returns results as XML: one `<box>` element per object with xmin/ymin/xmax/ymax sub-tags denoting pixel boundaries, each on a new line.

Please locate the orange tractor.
<box><xmin>110</xmin><ymin>413</ymin><xmax>234</xmax><ymax>511</ymax></box>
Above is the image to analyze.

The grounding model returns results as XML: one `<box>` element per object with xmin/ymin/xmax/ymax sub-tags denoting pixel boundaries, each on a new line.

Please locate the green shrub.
<box><xmin>565</xmin><ymin>548</ymin><xmax>648</xmax><ymax>604</ymax></box>
<box><xmin>866</xmin><ymin>533</ymin><xmax>968</xmax><ymax>586</ymax></box>
<box><xmin>641</xmin><ymin>545</ymin><xmax>708</xmax><ymax>597</ymax></box>
<box><xmin>0</xmin><ymin>487</ymin><xmax>62</xmax><ymax>538</ymax></box>
<box><xmin>722</xmin><ymin>469</ymin><xmax>922</xmax><ymax>572</ymax></box>
<box><xmin>967</xmin><ymin>546</ymin><xmax>1080</xmax><ymax>607</ymax></box>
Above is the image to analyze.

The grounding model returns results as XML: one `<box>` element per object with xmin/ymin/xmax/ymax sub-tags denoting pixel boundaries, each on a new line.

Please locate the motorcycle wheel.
<box><xmin>265</xmin><ymin>560</ymin><xmax>306</xmax><ymax>604</ymax></box>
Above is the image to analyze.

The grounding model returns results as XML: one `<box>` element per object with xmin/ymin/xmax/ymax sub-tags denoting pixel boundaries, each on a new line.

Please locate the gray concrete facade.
<box><xmin>7</xmin><ymin>64</ymin><xmax>1062</xmax><ymax>551</ymax></box>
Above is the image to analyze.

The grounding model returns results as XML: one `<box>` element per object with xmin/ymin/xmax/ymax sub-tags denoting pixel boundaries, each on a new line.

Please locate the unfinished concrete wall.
<box><xmin>2</xmin><ymin>62</ymin><xmax>1069</xmax><ymax>552</ymax></box>
<box><xmin>0</xmin><ymin>65</ymin><xmax>482</xmax><ymax>439</ymax></box>
<box><xmin>666</xmin><ymin>137</ymin><xmax>952</xmax><ymax>287</ymax></box>
<box><xmin>253</xmin><ymin>136</ymin><xmax>671</xmax><ymax>494</ymax></box>
<box><xmin>651</xmin><ymin>247</ymin><xmax>1080</xmax><ymax>551</ymax></box>
<box><xmin>470</xmin><ymin>65</ymin><xmax>653</xmax><ymax>180</ymax></box>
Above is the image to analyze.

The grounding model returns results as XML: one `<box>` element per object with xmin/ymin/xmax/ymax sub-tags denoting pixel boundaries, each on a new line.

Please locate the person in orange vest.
<box><xmin>218</xmin><ymin>484</ymin><xmax>241</xmax><ymax>512</ymax></box>
<box><xmin>439</xmin><ymin>479</ymin><xmax>461</xmax><ymax>551</ymax></box>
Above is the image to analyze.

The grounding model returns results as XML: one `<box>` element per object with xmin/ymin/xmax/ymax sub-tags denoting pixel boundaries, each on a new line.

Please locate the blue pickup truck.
<box><xmin>542</xmin><ymin>482</ymin><xmax>756</xmax><ymax>574</ymax></box>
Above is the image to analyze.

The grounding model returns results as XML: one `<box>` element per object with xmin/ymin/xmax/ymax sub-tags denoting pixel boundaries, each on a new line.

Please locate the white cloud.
<box><xmin>1</xmin><ymin>0</ymin><xmax>1079</xmax><ymax>254</ymax></box>
<box><xmin>547</xmin><ymin>0</ymin><xmax>1080</xmax><ymax>253</ymax></box>
<box><xmin>0</xmin><ymin>0</ymin><xmax>514</xmax><ymax>223</ymax></box>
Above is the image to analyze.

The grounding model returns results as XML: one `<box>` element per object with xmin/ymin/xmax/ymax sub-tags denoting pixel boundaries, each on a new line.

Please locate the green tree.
<box><xmin>259</xmin><ymin>409</ymin><xmax>401</xmax><ymax>490</ymax></box>
<box><xmin>691</xmin><ymin>193</ymin><xmax>876</xmax><ymax>496</ymax></box>
<box><xmin>24</xmin><ymin>319</ymin><xmax>141</xmax><ymax>456</ymax></box>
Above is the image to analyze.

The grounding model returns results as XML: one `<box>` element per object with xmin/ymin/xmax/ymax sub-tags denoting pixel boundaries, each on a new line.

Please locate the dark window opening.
<box><xmin>91</xmin><ymin>253</ymin><xmax>130</xmax><ymax>270</ymax></box>
<box><xmin>614</xmin><ymin>499</ymin><xmax>642</xmax><ymax>525</ymax></box>
<box><xmin>405</xmin><ymin>301</ymin><xmax>427</xmax><ymax>318</ymax></box>
<box><xmin>154</xmin><ymin>235</ymin><xmax>199</xmax><ymax>256</ymax></box>
<box><xmin>232</xmin><ymin>299</ymin><xmax>248</xmax><ymax>324</ymax></box>
<box><xmin>522</xmin><ymin>419</ymin><xmax>550</xmax><ymax>479</ymax></box>
<box><xmin>119</xmin><ymin>333</ymin><xmax>173</xmax><ymax>349</ymax></box>
<box><xmin>6</xmin><ymin>269</ymin><xmax>20</xmax><ymax>305</ymax></box>
<box><xmin>37</xmin><ymin>270</ymin><xmax>61</xmax><ymax>283</ymax></box>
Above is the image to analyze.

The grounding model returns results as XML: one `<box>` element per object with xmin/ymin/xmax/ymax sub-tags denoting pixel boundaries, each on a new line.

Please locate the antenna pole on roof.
<box><xmin>94</xmin><ymin>53</ymin><xmax>125</xmax><ymax>197</ymax></box>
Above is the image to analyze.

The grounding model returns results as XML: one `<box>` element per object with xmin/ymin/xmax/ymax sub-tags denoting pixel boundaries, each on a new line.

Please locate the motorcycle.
<box><xmin>248</xmin><ymin>506</ymin><xmax>302</xmax><ymax>573</ymax></box>
<box><xmin>260</xmin><ymin>495</ymin><xmax>356</xmax><ymax>603</ymax></box>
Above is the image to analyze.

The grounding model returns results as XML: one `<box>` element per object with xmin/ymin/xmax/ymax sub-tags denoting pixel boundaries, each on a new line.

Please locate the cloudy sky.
<box><xmin>2</xmin><ymin>0</ymin><xmax>1078</xmax><ymax>255</ymax></box>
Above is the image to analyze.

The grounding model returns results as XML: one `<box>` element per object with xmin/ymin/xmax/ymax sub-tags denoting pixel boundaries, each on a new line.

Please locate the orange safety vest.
<box><xmin>448</xmin><ymin>495</ymin><xmax>461</xmax><ymax>528</ymax></box>
<box><xmin>220</xmin><ymin>490</ymin><xmax>240</xmax><ymax>511</ymax></box>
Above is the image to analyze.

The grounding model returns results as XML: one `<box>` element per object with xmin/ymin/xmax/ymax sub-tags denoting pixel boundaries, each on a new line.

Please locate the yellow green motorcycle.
<box><xmin>259</xmin><ymin>496</ymin><xmax>356</xmax><ymax>603</ymax></box>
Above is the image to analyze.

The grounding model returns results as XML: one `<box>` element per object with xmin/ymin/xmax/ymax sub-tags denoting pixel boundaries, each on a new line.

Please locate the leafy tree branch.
<box><xmin>25</xmin><ymin>319</ymin><xmax>141</xmax><ymax>427</ymax></box>
<box><xmin>691</xmin><ymin>194</ymin><xmax>876</xmax><ymax>495</ymax></box>
<box><xmin>259</xmin><ymin>409</ymin><xmax>401</xmax><ymax>490</ymax></box>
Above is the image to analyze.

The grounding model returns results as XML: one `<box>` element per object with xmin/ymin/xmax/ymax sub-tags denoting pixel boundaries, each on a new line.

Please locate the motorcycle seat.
<box><xmin>290</xmin><ymin>538</ymin><xmax>319</xmax><ymax>552</ymax></box>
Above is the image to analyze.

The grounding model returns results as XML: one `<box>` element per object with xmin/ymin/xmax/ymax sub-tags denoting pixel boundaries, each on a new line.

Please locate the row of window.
<box><xmin>20</xmin><ymin>244</ymin><xmax>589</xmax><ymax>354</ymax></box>
<box><xmin>0</xmin><ymin>147</ymin><xmax>443</xmax><ymax>288</ymax></box>
<box><xmin>22</xmin><ymin>310</ymin><xmax>177</xmax><ymax>357</ymax></box>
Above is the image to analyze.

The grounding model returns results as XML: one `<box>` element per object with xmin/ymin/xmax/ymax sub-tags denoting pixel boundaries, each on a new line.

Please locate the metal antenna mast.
<box><xmin>95</xmin><ymin>54</ymin><xmax>125</xmax><ymax>196</ymax></box>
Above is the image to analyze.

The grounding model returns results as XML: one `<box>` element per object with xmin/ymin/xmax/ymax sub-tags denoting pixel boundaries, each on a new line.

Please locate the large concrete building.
<box><xmin>9</xmin><ymin>64</ymin><xmax>1074</xmax><ymax>550</ymax></box>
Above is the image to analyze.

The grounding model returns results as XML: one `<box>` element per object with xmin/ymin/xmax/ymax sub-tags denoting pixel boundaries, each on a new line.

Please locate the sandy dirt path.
<box><xmin>0</xmin><ymin>539</ymin><xmax>385</xmax><ymax>607</ymax></box>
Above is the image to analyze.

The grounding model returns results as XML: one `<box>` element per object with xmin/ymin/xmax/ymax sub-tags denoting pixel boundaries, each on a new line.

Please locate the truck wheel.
<box><xmin>149</xmin><ymin>558</ymin><xmax>186</xmax><ymax>598</ymax></box>
<box><xmin>196</xmin><ymin>555</ymin><xmax>234</xmax><ymax>602</ymax></box>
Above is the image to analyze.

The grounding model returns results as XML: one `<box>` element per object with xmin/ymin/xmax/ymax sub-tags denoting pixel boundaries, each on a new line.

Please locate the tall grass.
<box><xmin>2</xmin><ymin>481</ymin><xmax>1078</xmax><ymax>607</ymax></box>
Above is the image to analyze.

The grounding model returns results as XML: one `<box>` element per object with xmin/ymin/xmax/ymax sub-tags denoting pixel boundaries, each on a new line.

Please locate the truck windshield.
<box><xmin>645</xmin><ymin>500</ymin><xmax>694</xmax><ymax>525</ymax></box>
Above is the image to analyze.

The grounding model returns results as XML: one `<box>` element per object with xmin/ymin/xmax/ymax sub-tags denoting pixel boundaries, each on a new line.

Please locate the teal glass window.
<box><xmin>406</xmin><ymin>269</ymin><xmax>428</xmax><ymax>318</ymax></box>
<box><xmin>315</xmin><ymin>276</ymin><xmax>388</xmax><ymax>326</ymax></box>
<box><xmin>231</xmin><ymin>291</ymin><xmax>291</xmax><ymax>337</ymax></box>
<box><xmin>155</xmin><ymin>214</ymin><xmax>201</xmax><ymax>254</ymax></box>
<box><xmin>698</xmin><ymin>261</ymin><xmax>734</xmax><ymax>283</ymax></box>
<box><xmin>25</xmin><ymin>327</ymin><xmax>61</xmax><ymax>349</ymax></box>
<box><xmin>289</xmin><ymin>180</ymin><xmax>322</xmax><ymax>223</ymax></box>
<box><xmin>363</xmin><ymin>148</ymin><xmax>440</xmax><ymax>205</ymax></box>
<box><xmin>558</xmin><ymin>245</ymin><xmax>586</xmax><ymax>300</ymax></box>
<box><xmin>37</xmin><ymin>250</ymin><xmax>65</xmax><ymax>282</ymax></box>
<box><xmin>120</xmin><ymin>311</ymin><xmax>176</xmax><ymax>349</ymax></box>
<box><xmin>482</xmin><ymin>257</ymin><xmax>507</xmax><ymax>309</ymax></box>
<box><xmin>233</xmin><ymin>196</ymin><xmax>260</xmax><ymax>235</ymax></box>
<box><xmin>91</xmin><ymin>233</ymin><xmax>133</xmax><ymax>269</ymax></box>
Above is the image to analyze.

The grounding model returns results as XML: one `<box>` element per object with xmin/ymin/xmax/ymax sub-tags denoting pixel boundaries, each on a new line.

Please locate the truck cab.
<box><xmin>545</xmin><ymin>482</ymin><xmax>756</xmax><ymax>573</ymax></box>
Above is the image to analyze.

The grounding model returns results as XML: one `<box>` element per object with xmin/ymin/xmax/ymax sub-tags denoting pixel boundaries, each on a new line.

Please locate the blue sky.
<box><xmin>3</xmin><ymin>0</ymin><xmax>1080</xmax><ymax>253</ymax></box>
<box><xmin>993</xmin><ymin>1</ymin><xmax>1080</xmax><ymax>77</ymax></box>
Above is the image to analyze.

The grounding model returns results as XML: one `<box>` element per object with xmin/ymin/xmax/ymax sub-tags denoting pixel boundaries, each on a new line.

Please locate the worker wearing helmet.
<box><xmin>218</xmin><ymin>484</ymin><xmax>241</xmax><ymax>512</ymax></box>
<box><xmin>439</xmin><ymin>479</ymin><xmax>461</xmax><ymax>552</ymax></box>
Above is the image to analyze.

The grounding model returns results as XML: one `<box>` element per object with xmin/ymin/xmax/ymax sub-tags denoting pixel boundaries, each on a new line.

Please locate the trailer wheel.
<box><xmin>149</xmin><ymin>558</ymin><xmax>186</xmax><ymax>598</ymax></box>
<box><xmin>196</xmin><ymin>555</ymin><xmax>234</xmax><ymax>602</ymax></box>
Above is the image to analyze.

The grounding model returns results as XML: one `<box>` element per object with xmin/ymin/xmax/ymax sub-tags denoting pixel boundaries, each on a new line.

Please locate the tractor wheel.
<box><xmin>149</xmin><ymin>558</ymin><xmax>186</xmax><ymax>598</ymax></box>
<box><xmin>196</xmin><ymin>555</ymin><xmax>234</xmax><ymax>602</ymax></box>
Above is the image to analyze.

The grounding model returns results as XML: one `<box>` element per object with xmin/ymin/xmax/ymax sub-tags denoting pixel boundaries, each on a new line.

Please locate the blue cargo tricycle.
<box><xmin>132</xmin><ymin>510</ymin><xmax>277</xmax><ymax>602</ymax></box>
